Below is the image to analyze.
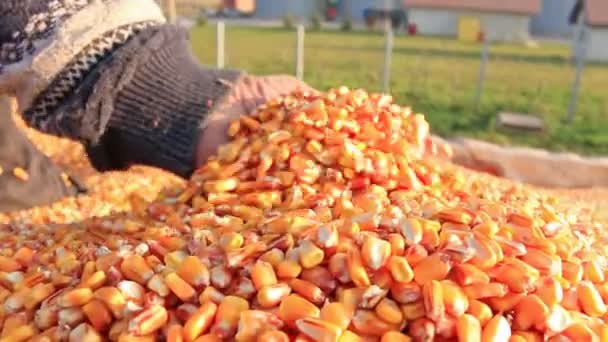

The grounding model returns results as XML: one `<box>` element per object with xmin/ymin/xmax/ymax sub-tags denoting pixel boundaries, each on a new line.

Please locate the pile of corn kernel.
<box><xmin>2</xmin><ymin>88</ymin><xmax>608</xmax><ymax>342</ymax></box>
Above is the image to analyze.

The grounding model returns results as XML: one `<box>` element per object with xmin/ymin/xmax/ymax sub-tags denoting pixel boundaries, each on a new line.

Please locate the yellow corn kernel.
<box><xmin>78</xmin><ymin>270</ymin><xmax>107</xmax><ymax>290</ymax></box>
<box><xmin>58</xmin><ymin>287</ymin><xmax>93</xmax><ymax>308</ymax></box>
<box><xmin>203</xmin><ymin>177</ymin><xmax>240</xmax><ymax>193</ymax></box>
<box><xmin>347</xmin><ymin>248</ymin><xmax>370</xmax><ymax>287</ymax></box>
<box><xmin>361</xmin><ymin>235</ymin><xmax>391</xmax><ymax>271</ymax></box>
<box><xmin>93</xmin><ymin>286</ymin><xmax>126</xmax><ymax>319</ymax></box>
<box><xmin>12</xmin><ymin>167</ymin><xmax>29</xmax><ymax>182</ymax></box>
<box><xmin>164</xmin><ymin>251</ymin><xmax>189</xmax><ymax>271</ymax></box>
<box><xmin>321</xmin><ymin>302</ymin><xmax>352</xmax><ymax>331</ymax></box>
<box><xmin>259</xmin><ymin>248</ymin><xmax>285</xmax><ymax>268</ymax></box>
<box><xmin>257</xmin><ymin>283</ymin><xmax>292</xmax><ymax>308</ymax></box>
<box><xmin>1</xmin><ymin>324</ymin><xmax>36</xmax><ymax>342</ymax></box>
<box><xmin>299</xmin><ymin>241</ymin><xmax>325</xmax><ymax>269</ymax></box>
<box><xmin>387</xmin><ymin>255</ymin><xmax>413</xmax><ymax>283</ymax></box>
<box><xmin>578</xmin><ymin>281</ymin><xmax>607</xmax><ymax>317</ymax></box>
<box><xmin>218</xmin><ymin>232</ymin><xmax>244</xmax><ymax>252</ymax></box>
<box><xmin>24</xmin><ymin>283</ymin><xmax>55</xmax><ymax>310</ymax></box>
<box><xmin>456</xmin><ymin>314</ymin><xmax>481</xmax><ymax>342</ymax></box>
<box><xmin>467</xmin><ymin>300</ymin><xmax>493</xmax><ymax>327</ymax></box>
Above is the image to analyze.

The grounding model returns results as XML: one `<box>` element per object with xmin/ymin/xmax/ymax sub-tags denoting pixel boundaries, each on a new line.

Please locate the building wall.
<box><xmin>408</xmin><ymin>8</ymin><xmax>531</xmax><ymax>42</ymax></box>
<box><xmin>344</xmin><ymin>0</ymin><xmax>403</xmax><ymax>21</ymax></box>
<box><xmin>531</xmin><ymin>0</ymin><xmax>575</xmax><ymax>37</ymax></box>
<box><xmin>586</xmin><ymin>27</ymin><xmax>608</xmax><ymax>62</ymax></box>
<box><xmin>254</xmin><ymin>0</ymin><xmax>405</xmax><ymax>21</ymax></box>
<box><xmin>254</xmin><ymin>0</ymin><xmax>320</xmax><ymax>19</ymax></box>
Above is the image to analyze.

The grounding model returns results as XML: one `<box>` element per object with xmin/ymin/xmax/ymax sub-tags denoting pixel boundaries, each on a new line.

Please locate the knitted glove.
<box><xmin>0</xmin><ymin>0</ymin><xmax>242</xmax><ymax>178</ymax></box>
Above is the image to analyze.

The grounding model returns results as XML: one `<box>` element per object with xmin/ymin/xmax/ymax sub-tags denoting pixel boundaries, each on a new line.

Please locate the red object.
<box><xmin>408</xmin><ymin>23</ymin><xmax>417</xmax><ymax>35</ymax></box>
<box><xmin>326</xmin><ymin>8</ymin><xmax>338</xmax><ymax>20</ymax></box>
<box><xmin>351</xmin><ymin>177</ymin><xmax>370</xmax><ymax>190</ymax></box>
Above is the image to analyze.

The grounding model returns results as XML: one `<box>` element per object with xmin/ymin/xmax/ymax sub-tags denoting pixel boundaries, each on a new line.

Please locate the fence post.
<box><xmin>296</xmin><ymin>24</ymin><xmax>305</xmax><ymax>81</ymax></box>
<box><xmin>474</xmin><ymin>39</ymin><xmax>490</xmax><ymax>111</ymax></box>
<box><xmin>217</xmin><ymin>21</ymin><xmax>225</xmax><ymax>69</ymax></box>
<box><xmin>165</xmin><ymin>0</ymin><xmax>177</xmax><ymax>24</ymax></box>
<box><xmin>382</xmin><ymin>19</ymin><xmax>394</xmax><ymax>94</ymax></box>
<box><xmin>565</xmin><ymin>17</ymin><xmax>586</xmax><ymax>123</ymax></box>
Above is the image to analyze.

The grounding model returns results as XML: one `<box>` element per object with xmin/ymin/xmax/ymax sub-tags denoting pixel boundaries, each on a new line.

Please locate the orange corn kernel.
<box><xmin>212</xmin><ymin>296</ymin><xmax>250</xmax><ymax>339</ymax></box>
<box><xmin>252</xmin><ymin>260</ymin><xmax>279</xmax><ymax>290</ymax></box>
<box><xmin>183</xmin><ymin>301</ymin><xmax>218</xmax><ymax>342</ymax></box>
<box><xmin>165</xmin><ymin>273</ymin><xmax>197</xmax><ymax>302</ymax></box>
<box><xmin>177</xmin><ymin>256</ymin><xmax>210</xmax><ymax>288</ymax></box>
<box><xmin>413</xmin><ymin>253</ymin><xmax>451</xmax><ymax>285</ymax></box>
<box><xmin>481</xmin><ymin>314</ymin><xmax>511</xmax><ymax>342</ymax></box>
<box><xmin>321</xmin><ymin>302</ymin><xmax>352</xmax><ymax>330</ymax></box>
<box><xmin>457</xmin><ymin>314</ymin><xmax>481</xmax><ymax>342</ymax></box>
<box><xmin>82</xmin><ymin>299</ymin><xmax>113</xmax><ymax>332</ymax></box>
<box><xmin>279</xmin><ymin>294</ymin><xmax>321</xmax><ymax>327</ymax></box>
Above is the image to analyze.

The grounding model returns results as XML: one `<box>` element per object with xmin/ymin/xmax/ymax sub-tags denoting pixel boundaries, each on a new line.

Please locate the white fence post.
<box><xmin>165</xmin><ymin>0</ymin><xmax>177</xmax><ymax>24</ymax></box>
<box><xmin>382</xmin><ymin>19</ymin><xmax>394</xmax><ymax>94</ymax></box>
<box><xmin>474</xmin><ymin>39</ymin><xmax>490</xmax><ymax>110</ymax></box>
<box><xmin>217</xmin><ymin>21</ymin><xmax>225</xmax><ymax>69</ymax></box>
<box><xmin>296</xmin><ymin>24</ymin><xmax>305</xmax><ymax>81</ymax></box>
<box><xmin>565</xmin><ymin>17</ymin><xmax>586</xmax><ymax>123</ymax></box>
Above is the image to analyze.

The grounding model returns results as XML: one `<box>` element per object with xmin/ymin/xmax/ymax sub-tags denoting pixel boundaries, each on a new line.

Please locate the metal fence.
<box><xmin>162</xmin><ymin>1</ymin><xmax>608</xmax><ymax>154</ymax></box>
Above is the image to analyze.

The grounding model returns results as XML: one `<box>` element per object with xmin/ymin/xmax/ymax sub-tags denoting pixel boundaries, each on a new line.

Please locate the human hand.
<box><xmin>195</xmin><ymin>75</ymin><xmax>313</xmax><ymax>167</ymax></box>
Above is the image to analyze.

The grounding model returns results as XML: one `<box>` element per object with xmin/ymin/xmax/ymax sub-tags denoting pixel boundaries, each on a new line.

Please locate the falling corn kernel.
<box><xmin>12</xmin><ymin>167</ymin><xmax>29</xmax><ymax>181</ymax></box>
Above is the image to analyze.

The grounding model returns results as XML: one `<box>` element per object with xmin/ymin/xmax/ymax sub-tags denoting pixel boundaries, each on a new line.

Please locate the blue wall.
<box><xmin>531</xmin><ymin>0</ymin><xmax>576</xmax><ymax>37</ymax></box>
<box><xmin>254</xmin><ymin>0</ymin><xmax>404</xmax><ymax>21</ymax></box>
<box><xmin>255</xmin><ymin>0</ymin><xmax>321</xmax><ymax>19</ymax></box>
<box><xmin>343</xmin><ymin>0</ymin><xmax>403</xmax><ymax>21</ymax></box>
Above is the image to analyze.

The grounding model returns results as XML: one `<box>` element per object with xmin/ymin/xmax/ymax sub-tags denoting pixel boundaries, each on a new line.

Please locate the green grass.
<box><xmin>191</xmin><ymin>26</ymin><xmax>608</xmax><ymax>155</ymax></box>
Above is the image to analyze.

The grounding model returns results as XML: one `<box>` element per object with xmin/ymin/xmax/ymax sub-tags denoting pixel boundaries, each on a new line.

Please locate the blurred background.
<box><xmin>158</xmin><ymin>0</ymin><xmax>608</xmax><ymax>156</ymax></box>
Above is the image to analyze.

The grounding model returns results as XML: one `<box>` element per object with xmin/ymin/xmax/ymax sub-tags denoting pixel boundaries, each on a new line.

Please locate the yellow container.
<box><xmin>458</xmin><ymin>16</ymin><xmax>481</xmax><ymax>42</ymax></box>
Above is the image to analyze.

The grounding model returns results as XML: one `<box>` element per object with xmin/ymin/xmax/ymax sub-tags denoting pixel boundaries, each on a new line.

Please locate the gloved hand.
<box><xmin>1</xmin><ymin>0</ymin><xmax>311</xmax><ymax>180</ymax></box>
<box><xmin>196</xmin><ymin>75</ymin><xmax>312</xmax><ymax>165</ymax></box>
